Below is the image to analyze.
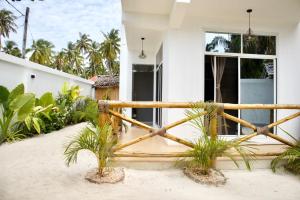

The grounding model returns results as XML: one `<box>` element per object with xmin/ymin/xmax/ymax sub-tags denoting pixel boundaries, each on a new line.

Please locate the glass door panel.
<box><xmin>240</xmin><ymin>58</ymin><xmax>274</xmax><ymax>135</ymax></box>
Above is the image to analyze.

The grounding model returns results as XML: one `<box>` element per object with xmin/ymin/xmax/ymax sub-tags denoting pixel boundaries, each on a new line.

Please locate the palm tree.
<box><xmin>52</xmin><ymin>51</ymin><xmax>67</xmax><ymax>71</ymax></box>
<box><xmin>86</xmin><ymin>41</ymin><xmax>105</xmax><ymax>78</ymax></box>
<box><xmin>100</xmin><ymin>29</ymin><xmax>120</xmax><ymax>75</ymax></box>
<box><xmin>3</xmin><ymin>40</ymin><xmax>21</xmax><ymax>57</ymax></box>
<box><xmin>29</xmin><ymin>39</ymin><xmax>55</xmax><ymax>66</ymax></box>
<box><xmin>0</xmin><ymin>9</ymin><xmax>17</xmax><ymax>50</ymax></box>
<box><xmin>75</xmin><ymin>33</ymin><xmax>92</xmax><ymax>55</ymax></box>
<box><xmin>63</xmin><ymin>42</ymin><xmax>84</xmax><ymax>75</ymax></box>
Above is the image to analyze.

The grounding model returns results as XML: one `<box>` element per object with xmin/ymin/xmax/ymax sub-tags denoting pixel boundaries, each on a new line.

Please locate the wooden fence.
<box><xmin>98</xmin><ymin>100</ymin><xmax>300</xmax><ymax>158</ymax></box>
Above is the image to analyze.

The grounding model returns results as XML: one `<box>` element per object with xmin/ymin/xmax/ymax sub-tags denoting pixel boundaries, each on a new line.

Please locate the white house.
<box><xmin>119</xmin><ymin>0</ymin><xmax>300</xmax><ymax>143</ymax></box>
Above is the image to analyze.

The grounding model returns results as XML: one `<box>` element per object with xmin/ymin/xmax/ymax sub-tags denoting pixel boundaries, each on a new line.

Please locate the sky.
<box><xmin>0</xmin><ymin>0</ymin><xmax>121</xmax><ymax>51</ymax></box>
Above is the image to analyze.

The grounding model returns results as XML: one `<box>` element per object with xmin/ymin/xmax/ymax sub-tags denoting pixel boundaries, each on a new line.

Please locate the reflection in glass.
<box><xmin>243</xmin><ymin>35</ymin><xmax>276</xmax><ymax>55</ymax></box>
<box><xmin>205</xmin><ymin>32</ymin><xmax>241</xmax><ymax>53</ymax></box>
<box><xmin>240</xmin><ymin>59</ymin><xmax>274</xmax><ymax>135</ymax></box>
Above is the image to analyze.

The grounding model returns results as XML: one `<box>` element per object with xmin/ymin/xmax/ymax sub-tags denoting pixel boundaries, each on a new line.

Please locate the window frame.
<box><xmin>204</xmin><ymin>31</ymin><xmax>278</xmax><ymax>142</ymax></box>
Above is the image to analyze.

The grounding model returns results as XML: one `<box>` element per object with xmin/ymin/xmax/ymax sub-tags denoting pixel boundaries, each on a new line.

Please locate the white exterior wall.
<box><xmin>163</xmin><ymin>28</ymin><xmax>205</xmax><ymax>143</ymax></box>
<box><xmin>277</xmin><ymin>22</ymin><xmax>300</xmax><ymax>140</ymax></box>
<box><xmin>0</xmin><ymin>53</ymin><xmax>94</xmax><ymax>97</ymax></box>
<box><xmin>120</xmin><ymin>26</ymin><xmax>155</xmax><ymax>118</ymax></box>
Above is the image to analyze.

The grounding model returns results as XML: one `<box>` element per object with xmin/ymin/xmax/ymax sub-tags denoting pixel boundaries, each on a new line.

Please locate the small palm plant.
<box><xmin>271</xmin><ymin>142</ymin><xmax>300</xmax><ymax>174</ymax></box>
<box><xmin>271</xmin><ymin>129</ymin><xmax>300</xmax><ymax>174</ymax></box>
<box><xmin>64</xmin><ymin>123</ymin><xmax>116</xmax><ymax>176</ymax></box>
<box><xmin>180</xmin><ymin>102</ymin><xmax>253</xmax><ymax>184</ymax></box>
<box><xmin>64</xmin><ymin>100</ymin><xmax>124</xmax><ymax>183</ymax></box>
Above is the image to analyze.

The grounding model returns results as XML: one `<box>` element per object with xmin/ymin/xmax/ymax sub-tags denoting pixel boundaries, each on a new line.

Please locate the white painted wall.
<box><xmin>162</xmin><ymin>28</ymin><xmax>205</xmax><ymax>143</ymax></box>
<box><xmin>277</xmin><ymin>22</ymin><xmax>300</xmax><ymax>140</ymax></box>
<box><xmin>120</xmin><ymin>25</ymin><xmax>156</xmax><ymax>118</ymax></box>
<box><xmin>0</xmin><ymin>53</ymin><xmax>94</xmax><ymax>97</ymax></box>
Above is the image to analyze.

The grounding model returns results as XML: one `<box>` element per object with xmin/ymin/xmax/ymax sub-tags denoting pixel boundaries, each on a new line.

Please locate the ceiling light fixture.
<box><xmin>246</xmin><ymin>9</ymin><xmax>253</xmax><ymax>39</ymax></box>
<box><xmin>139</xmin><ymin>37</ymin><xmax>146</xmax><ymax>59</ymax></box>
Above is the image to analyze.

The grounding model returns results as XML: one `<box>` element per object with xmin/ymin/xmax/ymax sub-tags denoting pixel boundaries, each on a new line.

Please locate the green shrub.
<box><xmin>0</xmin><ymin>84</ymin><xmax>36</xmax><ymax>143</ymax></box>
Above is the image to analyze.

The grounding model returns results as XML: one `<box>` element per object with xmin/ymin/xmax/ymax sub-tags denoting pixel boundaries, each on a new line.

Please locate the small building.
<box><xmin>93</xmin><ymin>75</ymin><xmax>119</xmax><ymax>100</ymax></box>
<box><xmin>119</xmin><ymin>0</ymin><xmax>300</xmax><ymax>143</ymax></box>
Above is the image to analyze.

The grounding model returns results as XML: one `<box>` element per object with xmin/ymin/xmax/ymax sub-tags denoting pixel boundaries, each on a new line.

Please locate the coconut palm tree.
<box><xmin>52</xmin><ymin>51</ymin><xmax>67</xmax><ymax>71</ymax></box>
<box><xmin>63</xmin><ymin>42</ymin><xmax>84</xmax><ymax>75</ymax></box>
<box><xmin>29</xmin><ymin>39</ymin><xmax>55</xmax><ymax>66</ymax></box>
<box><xmin>85</xmin><ymin>41</ymin><xmax>105</xmax><ymax>78</ymax></box>
<box><xmin>0</xmin><ymin>9</ymin><xmax>17</xmax><ymax>50</ymax></box>
<box><xmin>100</xmin><ymin>29</ymin><xmax>120</xmax><ymax>75</ymax></box>
<box><xmin>75</xmin><ymin>33</ymin><xmax>92</xmax><ymax>55</ymax></box>
<box><xmin>3</xmin><ymin>40</ymin><xmax>21</xmax><ymax>57</ymax></box>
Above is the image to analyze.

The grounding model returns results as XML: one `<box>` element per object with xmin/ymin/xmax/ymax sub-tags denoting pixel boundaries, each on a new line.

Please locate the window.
<box><xmin>204</xmin><ymin>32</ymin><xmax>276</xmax><ymax>136</ymax></box>
<box><xmin>243</xmin><ymin>35</ymin><xmax>276</xmax><ymax>55</ymax></box>
<box><xmin>205</xmin><ymin>32</ymin><xmax>241</xmax><ymax>53</ymax></box>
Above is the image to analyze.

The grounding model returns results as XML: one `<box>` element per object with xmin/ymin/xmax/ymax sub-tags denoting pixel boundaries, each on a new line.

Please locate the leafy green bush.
<box><xmin>0</xmin><ymin>84</ymin><xmax>36</xmax><ymax>143</ymax></box>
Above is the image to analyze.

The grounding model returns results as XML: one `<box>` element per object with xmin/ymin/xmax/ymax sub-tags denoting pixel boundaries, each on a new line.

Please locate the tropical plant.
<box><xmin>72</xmin><ymin>97</ymin><xmax>99</xmax><ymax>125</ymax></box>
<box><xmin>56</xmin><ymin>82</ymin><xmax>81</xmax><ymax>125</ymax></box>
<box><xmin>64</xmin><ymin>123</ymin><xmax>116</xmax><ymax>176</ymax></box>
<box><xmin>180</xmin><ymin>103</ymin><xmax>253</xmax><ymax>175</ymax></box>
<box><xmin>100</xmin><ymin>29</ymin><xmax>120</xmax><ymax>75</ymax></box>
<box><xmin>271</xmin><ymin>142</ymin><xmax>300</xmax><ymax>174</ymax></box>
<box><xmin>63</xmin><ymin>42</ymin><xmax>84</xmax><ymax>76</ymax></box>
<box><xmin>23</xmin><ymin>92</ymin><xmax>56</xmax><ymax>135</ymax></box>
<box><xmin>2</xmin><ymin>40</ymin><xmax>22</xmax><ymax>57</ymax></box>
<box><xmin>0</xmin><ymin>9</ymin><xmax>17</xmax><ymax>50</ymax></box>
<box><xmin>271</xmin><ymin>129</ymin><xmax>300</xmax><ymax>174</ymax></box>
<box><xmin>29</xmin><ymin>39</ymin><xmax>55</xmax><ymax>66</ymax></box>
<box><xmin>52</xmin><ymin>51</ymin><xmax>67</xmax><ymax>71</ymax></box>
<box><xmin>85</xmin><ymin>41</ymin><xmax>105</xmax><ymax>78</ymax></box>
<box><xmin>75</xmin><ymin>33</ymin><xmax>92</xmax><ymax>55</ymax></box>
<box><xmin>0</xmin><ymin>84</ymin><xmax>35</xmax><ymax>143</ymax></box>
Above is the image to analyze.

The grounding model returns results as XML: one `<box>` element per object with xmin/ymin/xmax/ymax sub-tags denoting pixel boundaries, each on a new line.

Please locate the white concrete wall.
<box><xmin>163</xmin><ymin>28</ymin><xmax>205</xmax><ymax>143</ymax></box>
<box><xmin>120</xmin><ymin>26</ymin><xmax>156</xmax><ymax>118</ymax></box>
<box><xmin>277</xmin><ymin>22</ymin><xmax>300</xmax><ymax>140</ymax></box>
<box><xmin>0</xmin><ymin>53</ymin><xmax>94</xmax><ymax>97</ymax></box>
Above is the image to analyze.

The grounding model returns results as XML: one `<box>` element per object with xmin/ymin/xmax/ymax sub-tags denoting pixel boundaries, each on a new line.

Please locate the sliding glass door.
<box><xmin>240</xmin><ymin>58</ymin><xmax>275</xmax><ymax>135</ymax></box>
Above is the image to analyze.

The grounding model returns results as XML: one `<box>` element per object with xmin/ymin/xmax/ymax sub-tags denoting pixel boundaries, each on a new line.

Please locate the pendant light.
<box><xmin>139</xmin><ymin>37</ymin><xmax>146</xmax><ymax>59</ymax></box>
<box><xmin>246</xmin><ymin>9</ymin><xmax>253</xmax><ymax>39</ymax></box>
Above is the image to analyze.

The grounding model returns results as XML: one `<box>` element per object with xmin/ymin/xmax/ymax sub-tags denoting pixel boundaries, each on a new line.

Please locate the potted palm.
<box><xmin>64</xmin><ymin>100</ymin><xmax>124</xmax><ymax>184</ymax></box>
<box><xmin>179</xmin><ymin>103</ymin><xmax>253</xmax><ymax>186</ymax></box>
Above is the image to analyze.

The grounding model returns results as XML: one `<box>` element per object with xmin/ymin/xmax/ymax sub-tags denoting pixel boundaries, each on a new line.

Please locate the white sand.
<box><xmin>0</xmin><ymin>123</ymin><xmax>299</xmax><ymax>200</ymax></box>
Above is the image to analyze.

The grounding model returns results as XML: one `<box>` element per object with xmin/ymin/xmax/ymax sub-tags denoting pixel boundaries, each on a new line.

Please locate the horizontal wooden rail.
<box><xmin>99</xmin><ymin>100</ymin><xmax>300</xmax><ymax>110</ymax></box>
<box><xmin>113</xmin><ymin>152</ymin><xmax>282</xmax><ymax>158</ymax></box>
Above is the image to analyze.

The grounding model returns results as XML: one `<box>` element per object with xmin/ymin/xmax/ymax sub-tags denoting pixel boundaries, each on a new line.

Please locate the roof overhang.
<box><xmin>122</xmin><ymin>0</ymin><xmax>300</xmax><ymax>52</ymax></box>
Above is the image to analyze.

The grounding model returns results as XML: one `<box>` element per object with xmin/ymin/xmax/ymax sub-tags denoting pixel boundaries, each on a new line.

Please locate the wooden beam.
<box><xmin>164</xmin><ymin>111</ymin><xmax>207</xmax><ymax>130</ymax></box>
<box><xmin>99</xmin><ymin>100</ymin><xmax>300</xmax><ymax>110</ymax></box>
<box><xmin>268</xmin><ymin>112</ymin><xmax>300</xmax><ymax>129</ymax></box>
<box><xmin>264</xmin><ymin>132</ymin><xmax>295</xmax><ymax>147</ymax></box>
<box><xmin>222</xmin><ymin>112</ymin><xmax>257</xmax><ymax>130</ymax></box>
<box><xmin>113</xmin><ymin>152</ymin><xmax>282</xmax><ymax>157</ymax></box>
<box><xmin>161</xmin><ymin>133</ymin><xmax>194</xmax><ymax>148</ymax></box>
<box><xmin>109</xmin><ymin>109</ymin><xmax>152</xmax><ymax>131</ymax></box>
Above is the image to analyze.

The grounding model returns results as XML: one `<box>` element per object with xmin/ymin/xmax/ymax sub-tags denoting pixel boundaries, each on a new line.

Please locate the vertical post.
<box><xmin>209</xmin><ymin>109</ymin><xmax>218</xmax><ymax>167</ymax></box>
<box><xmin>210</xmin><ymin>113</ymin><xmax>218</xmax><ymax>140</ymax></box>
<box><xmin>22</xmin><ymin>7</ymin><xmax>30</xmax><ymax>58</ymax></box>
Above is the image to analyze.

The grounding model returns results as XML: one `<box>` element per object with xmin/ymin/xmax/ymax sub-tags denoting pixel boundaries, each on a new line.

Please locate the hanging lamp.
<box><xmin>139</xmin><ymin>37</ymin><xmax>146</xmax><ymax>59</ymax></box>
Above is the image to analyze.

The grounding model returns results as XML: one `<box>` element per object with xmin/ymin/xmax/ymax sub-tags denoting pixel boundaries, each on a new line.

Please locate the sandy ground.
<box><xmin>0</xmin><ymin>123</ymin><xmax>299</xmax><ymax>200</ymax></box>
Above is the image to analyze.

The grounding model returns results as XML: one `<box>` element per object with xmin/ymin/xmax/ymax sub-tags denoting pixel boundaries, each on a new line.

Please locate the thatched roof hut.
<box><xmin>91</xmin><ymin>75</ymin><xmax>119</xmax><ymax>100</ymax></box>
<box><xmin>93</xmin><ymin>75</ymin><xmax>119</xmax><ymax>88</ymax></box>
